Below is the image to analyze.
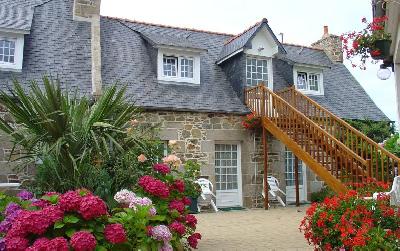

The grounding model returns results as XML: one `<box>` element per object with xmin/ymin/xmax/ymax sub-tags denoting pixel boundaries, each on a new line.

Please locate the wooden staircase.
<box><xmin>245</xmin><ymin>85</ymin><xmax>399</xmax><ymax>193</ymax></box>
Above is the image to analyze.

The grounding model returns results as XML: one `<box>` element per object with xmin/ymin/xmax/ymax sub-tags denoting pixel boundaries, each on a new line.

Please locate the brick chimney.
<box><xmin>311</xmin><ymin>25</ymin><xmax>343</xmax><ymax>63</ymax></box>
<box><xmin>73</xmin><ymin>0</ymin><xmax>102</xmax><ymax>98</ymax></box>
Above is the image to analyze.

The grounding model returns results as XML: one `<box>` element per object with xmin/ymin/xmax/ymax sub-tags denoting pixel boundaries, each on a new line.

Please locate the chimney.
<box><xmin>311</xmin><ymin>25</ymin><xmax>343</xmax><ymax>63</ymax></box>
<box><xmin>73</xmin><ymin>0</ymin><xmax>102</xmax><ymax>98</ymax></box>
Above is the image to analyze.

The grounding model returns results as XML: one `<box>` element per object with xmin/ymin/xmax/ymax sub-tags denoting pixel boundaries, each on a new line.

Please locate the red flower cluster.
<box><xmin>346</xmin><ymin>178</ymin><xmax>390</xmax><ymax>197</ymax></box>
<box><xmin>79</xmin><ymin>195</ymin><xmax>108</xmax><ymax>220</ymax></box>
<box><xmin>169</xmin><ymin>199</ymin><xmax>185</xmax><ymax>214</ymax></box>
<box><xmin>153</xmin><ymin>163</ymin><xmax>171</xmax><ymax>175</ymax></box>
<box><xmin>58</xmin><ymin>190</ymin><xmax>82</xmax><ymax>211</ymax></box>
<box><xmin>172</xmin><ymin>180</ymin><xmax>185</xmax><ymax>193</ymax></box>
<box><xmin>70</xmin><ymin>231</ymin><xmax>97</xmax><ymax>251</ymax></box>
<box><xmin>169</xmin><ymin>221</ymin><xmax>186</xmax><ymax>236</ymax></box>
<box><xmin>242</xmin><ymin>114</ymin><xmax>261</xmax><ymax>130</ymax></box>
<box><xmin>139</xmin><ymin>175</ymin><xmax>170</xmax><ymax>198</ymax></box>
<box><xmin>104</xmin><ymin>224</ymin><xmax>127</xmax><ymax>244</ymax></box>
<box><xmin>187</xmin><ymin>233</ymin><xmax>202</xmax><ymax>249</ymax></box>
<box><xmin>27</xmin><ymin>237</ymin><xmax>69</xmax><ymax>251</ymax></box>
<box><xmin>185</xmin><ymin>214</ymin><xmax>197</xmax><ymax>228</ymax></box>
<box><xmin>300</xmin><ymin>190</ymin><xmax>400</xmax><ymax>250</ymax></box>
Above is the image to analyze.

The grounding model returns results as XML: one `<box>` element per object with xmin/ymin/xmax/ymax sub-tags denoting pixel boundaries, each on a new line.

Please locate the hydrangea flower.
<box><xmin>160</xmin><ymin>243</ymin><xmax>173</xmax><ymax>251</ymax></box>
<box><xmin>58</xmin><ymin>190</ymin><xmax>82</xmax><ymax>211</ymax></box>
<box><xmin>70</xmin><ymin>231</ymin><xmax>97</xmax><ymax>251</ymax></box>
<box><xmin>0</xmin><ymin>238</ymin><xmax>5</xmax><ymax>251</ymax></box>
<box><xmin>172</xmin><ymin>180</ymin><xmax>185</xmax><ymax>193</ymax></box>
<box><xmin>162</xmin><ymin>154</ymin><xmax>182</xmax><ymax>167</ymax></box>
<box><xmin>185</xmin><ymin>214</ymin><xmax>197</xmax><ymax>228</ymax></box>
<box><xmin>149</xmin><ymin>225</ymin><xmax>172</xmax><ymax>242</ymax></box>
<box><xmin>169</xmin><ymin>221</ymin><xmax>186</xmax><ymax>235</ymax></box>
<box><xmin>0</xmin><ymin>219</ymin><xmax>12</xmax><ymax>233</ymax></box>
<box><xmin>187</xmin><ymin>233</ymin><xmax>202</xmax><ymax>249</ymax></box>
<box><xmin>114</xmin><ymin>189</ymin><xmax>136</xmax><ymax>205</ymax></box>
<box><xmin>17</xmin><ymin>190</ymin><xmax>34</xmax><ymax>201</ymax></box>
<box><xmin>26</xmin><ymin>238</ymin><xmax>49</xmax><ymax>250</ymax></box>
<box><xmin>79</xmin><ymin>195</ymin><xmax>107</xmax><ymax>220</ymax></box>
<box><xmin>153</xmin><ymin>163</ymin><xmax>171</xmax><ymax>175</ymax></box>
<box><xmin>149</xmin><ymin>207</ymin><xmax>157</xmax><ymax>216</ymax></box>
<box><xmin>5</xmin><ymin>237</ymin><xmax>29</xmax><ymax>251</ymax></box>
<box><xmin>5</xmin><ymin>203</ymin><xmax>21</xmax><ymax>217</ymax></box>
<box><xmin>41</xmin><ymin>206</ymin><xmax>64</xmax><ymax>223</ymax></box>
<box><xmin>104</xmin><ymin>224</ymin><xmax>127</xmax><ymax>244</ymax></box>
<box><xmin>169</xmin><ymin>200</ymin><xmax>185</xmax><ymax>214</ymax></box>
<box><xmin>138</xmin><ymin>176</ymin><xmax>170</xmax><ymax>198</ymax></box>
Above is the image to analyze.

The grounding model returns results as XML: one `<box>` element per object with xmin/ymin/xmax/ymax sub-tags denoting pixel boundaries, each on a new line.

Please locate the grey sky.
<box><xmin>101</xmin><ymin>0</ymin><xmax>397</xmax><ymax>124</ymax></box>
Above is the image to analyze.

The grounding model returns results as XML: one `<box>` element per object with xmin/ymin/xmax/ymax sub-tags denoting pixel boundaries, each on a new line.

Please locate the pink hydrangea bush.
<box><xmin>0</xmin><ymin>189</ymin><xmax>127</xmax><ymax>251</ymax></box>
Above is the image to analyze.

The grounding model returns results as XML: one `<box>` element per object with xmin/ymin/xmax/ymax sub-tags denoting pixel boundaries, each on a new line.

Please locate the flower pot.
<box><xmin>189</xmin><ymin>197</ymin><xmax>199</xmax><ymax>214</ymax></box>
<box><xmin>370</xmin><ymin>39</ymin><xmax>392</xmax><ymax>60</ymax></box>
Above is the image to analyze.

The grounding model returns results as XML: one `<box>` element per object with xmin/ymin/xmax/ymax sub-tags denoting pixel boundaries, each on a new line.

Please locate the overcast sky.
<box><xmin>101</xmin><ymin>0</ymin><xmax>397</xmax><ymax>125</ymax></box>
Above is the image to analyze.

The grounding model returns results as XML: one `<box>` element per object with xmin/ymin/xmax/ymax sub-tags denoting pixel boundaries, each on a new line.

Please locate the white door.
<box><xmin>215</xmin><ymin>143</ymin><xmax>242</xmax><ymax>208</ymax></box>
<box><xmin>285</xmin><ymin>149</ymin><xmax>307</xmax><ymax>202</ymax></box>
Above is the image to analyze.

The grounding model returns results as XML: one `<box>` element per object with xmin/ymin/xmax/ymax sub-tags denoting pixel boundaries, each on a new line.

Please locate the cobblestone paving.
<box><xmin>196</xmin><ymin>206</ymin><xmax>312</xmax><ymax>251</ymax></box>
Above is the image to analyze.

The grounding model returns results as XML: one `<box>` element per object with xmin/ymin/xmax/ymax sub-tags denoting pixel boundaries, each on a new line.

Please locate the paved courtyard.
<box><xmin>196</xmin><ymin>206</ymin><xmax>312</xmax><ymax>251</ymax></box>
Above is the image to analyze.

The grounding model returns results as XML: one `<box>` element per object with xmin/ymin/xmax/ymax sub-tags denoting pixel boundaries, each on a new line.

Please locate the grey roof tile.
<box><xmin>217</xmin><ymin>18</ymin><xmax>286</xmax><ymax>63</ymax></box>
<box><xmin>282</xmin><ymin>44</ymin><xmax>332</xmax><ymax>67</ymax></box>
<box><xmin>0</xmin><ymin>6</ymin><xmax>34</xmax><ymax>32</ymax></box>
<box><xmin>138</xmin><ymin>31</ymin><xmax>207</xmax><ymax>51</ymax></box>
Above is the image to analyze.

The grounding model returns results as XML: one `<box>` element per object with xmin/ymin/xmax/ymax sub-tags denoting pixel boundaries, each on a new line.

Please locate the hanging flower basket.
<box><xmin>242</xmin><ymin>114</ymin><xmax>261</xmax><ymax>131</ymax></box>
<box><xmin>370</xmin><ymin>39</ymin><xmax>391</xmax><ymax>60</ymax></box>
<box><xmin>341</xmin><ymin>16</ymin><xmax>392</xmax><ymax>69</ymax></box>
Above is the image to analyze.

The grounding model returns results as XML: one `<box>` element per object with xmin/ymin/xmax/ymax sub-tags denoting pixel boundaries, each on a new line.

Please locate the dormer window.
<box><xmin>157</xmin><ymin>48</ymin><xmax>200</xmax><ymax>85</ymax></box>
<box><xmin>294</xmin><ymin>66</ymin><xmax>324</xmax><ymax>95</ymax></box>
<box><xmin>0</xmin><ymin>32</ymin><xmax>25</xmax><ymax>72</ymax></box>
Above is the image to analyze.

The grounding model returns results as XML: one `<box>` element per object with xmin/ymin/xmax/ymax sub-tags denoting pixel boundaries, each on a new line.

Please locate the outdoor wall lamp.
<box><xmin>377</xmin><ymin>58</ymin><xmax>394</xmax><ymax>80</ymax></box>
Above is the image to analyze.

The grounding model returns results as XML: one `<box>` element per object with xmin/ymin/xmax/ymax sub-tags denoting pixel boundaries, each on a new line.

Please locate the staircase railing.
<box><xmin>277</xmin><ymin>86</ymin><xmax>399</xmax><ymax>182</ymax></box>
<box><xmin>245</xmin><ymin>85</ymin><xmax>369</xmax><ymax>184</ymax></box>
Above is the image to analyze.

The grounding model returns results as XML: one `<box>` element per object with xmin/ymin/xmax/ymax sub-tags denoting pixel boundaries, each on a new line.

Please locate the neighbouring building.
<box><xmin>0</xmin><ymin>0</ymin><xmax>390</xmax><ymax>208</ymax></box>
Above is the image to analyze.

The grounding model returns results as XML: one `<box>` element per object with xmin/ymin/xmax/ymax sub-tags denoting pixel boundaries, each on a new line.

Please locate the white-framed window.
<box><xmin>0</xmin><ymin>32</ymin><xmax>24</xmax><ymax>72</ymax></box>
<box><xmin>0</xmin><ymin>39</ymin><xmax>16</xmax><ymax>64</ymax></box>
<box><xmin>294</xmin><ymin>66</ymin><xmax>324</xmax><ymax>95</ymax></box>
<box><xmin>246</xmin><ymin>57</ymin><xmax>269</xmax><ymax>87</ymax></box>
<box><xmin>157</xmin><ymin>48</ymin><xmax>200</xmax><ymax>85</ymax></box>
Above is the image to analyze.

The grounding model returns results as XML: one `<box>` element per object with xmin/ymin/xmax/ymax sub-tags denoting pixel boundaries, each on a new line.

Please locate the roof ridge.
<box><xmin>282</xmin><ymin>42</ymin><xmax>324</xmax><ymax>51</ymax></box>
<box><xmin>223</xmin><ymin>20</ymin><xmax>263</xmax><ymax>45</ymax></box>
<box><xmin>102</xmin><ymin>15</ymin><xmax>234</xmax><ymax>37</ymax></box>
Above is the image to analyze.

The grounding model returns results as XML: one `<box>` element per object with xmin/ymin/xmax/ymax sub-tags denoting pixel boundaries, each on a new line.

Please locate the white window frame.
<box><xmin>0</xmin><ymin>32</ymin><xmax>24</xmax><ymax>72</ymax></box>
<box><xmin>245</xmin><ymin>55</ymin><xmax>273</xmax><ymax>89</ymax></box>
<box><xmin>293</xmin><ymin>65</ymin><xmax>324</xmax><ymax>95</ymax></box>
<box><xmin>157</xmin><ymin>48</ymin><xmax>200</xmax><ymax>85</ymax></box>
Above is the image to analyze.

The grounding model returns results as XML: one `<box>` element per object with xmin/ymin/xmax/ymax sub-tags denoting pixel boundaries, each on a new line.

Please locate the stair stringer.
<box><xmin>262</xmin><ymin>118</ymin><xmax>348</xmax><ymax>194</ymax></box>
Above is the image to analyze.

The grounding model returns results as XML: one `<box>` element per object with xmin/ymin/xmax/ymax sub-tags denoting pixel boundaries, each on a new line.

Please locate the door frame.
<box><xmin>214</xmin><ymin>141</ymin><xmax>243</xmax><ymax>207</ymax></box>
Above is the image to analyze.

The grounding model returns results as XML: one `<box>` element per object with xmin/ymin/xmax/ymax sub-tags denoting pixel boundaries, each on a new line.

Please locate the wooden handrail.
<box><xmin>245</xmin><ymin>85</ymin><xmax>373</xmax><ymax>184</ymax></box>
<box><xmin>277</xmin><ymin>86</ymin><xmax>398</xmax><ymax>182</ymax></box>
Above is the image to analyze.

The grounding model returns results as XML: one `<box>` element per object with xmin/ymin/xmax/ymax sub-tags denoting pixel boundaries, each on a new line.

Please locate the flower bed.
<box><xmin>300</xmin><ymin>190</ymin><xmax>400</xmax><ymax>250</ymax></box>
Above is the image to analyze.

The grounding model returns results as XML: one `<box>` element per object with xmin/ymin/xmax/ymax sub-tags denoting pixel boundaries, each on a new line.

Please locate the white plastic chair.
<box><xmin>262</xmin><ymin>176</ymin><xmax>286</xmax><ymax>207</ymax></box>
<box><xmin>372</xmin><ymin>176</ymin><xmax>400</xmax><ymax>206</ymax></box>
<box><xmin>196</xmin><ymin>178</ymin><xmax>218</xmax><ymax>212</ymax></box>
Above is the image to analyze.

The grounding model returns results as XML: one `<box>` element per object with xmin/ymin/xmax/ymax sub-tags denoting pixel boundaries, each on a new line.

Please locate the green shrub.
<box><xmin>310</xmin><ymin>186</ymin><xmax>335</xmax><ymax>202</ymax></box>
<box><xmin>384</xmin><ymin>133</ymin><xmax>400</xmax><ymax>157</ymax></box>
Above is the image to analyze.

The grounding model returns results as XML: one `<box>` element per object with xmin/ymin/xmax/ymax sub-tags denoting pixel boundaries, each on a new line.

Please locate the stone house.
<box><xmin>0</xmin><ymin>0</ymin><xmax>389</xmax><ymax>208</ymax></box>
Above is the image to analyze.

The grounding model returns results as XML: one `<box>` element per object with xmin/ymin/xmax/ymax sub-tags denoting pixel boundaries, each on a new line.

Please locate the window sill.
<box><xmin>158</xmin><ymin>80</ymin><xmax>200</xmax><ymax>86</ymax></box>
<box><xmin>0</xmin><ymin>66</ymin><xmax>22</xmax><ymax>72</ymax></box>
<box><xmin>297</xmin><ymin>90</ymin><xmax>324</xmax><ymax>96</ymax></box>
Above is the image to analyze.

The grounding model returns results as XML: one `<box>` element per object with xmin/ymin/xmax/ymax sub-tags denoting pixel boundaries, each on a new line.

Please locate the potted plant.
<box><xmin>341</xmin><ymin>16</ymin><xmax>391</xmax><ymax>69</ymax></box>
<box><xmin>242</xmin><ymin>114</ymin><xmax>261</xmax><ymax>131</ymax></box>
<box><xmin>182</xmin><ymin>160</ymin><xmax>202</xmax><ymax>213</ymax></box>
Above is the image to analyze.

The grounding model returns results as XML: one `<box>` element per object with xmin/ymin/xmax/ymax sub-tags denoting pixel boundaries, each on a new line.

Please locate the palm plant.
<box><xmin>0</xmin><ymin>77</ymin><xmax>140</xmax><ymax>192</ymax></box>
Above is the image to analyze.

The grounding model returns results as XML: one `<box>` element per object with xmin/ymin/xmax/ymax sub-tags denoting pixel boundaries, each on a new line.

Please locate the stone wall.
<box><xmin>139</xmin><ymin>111</ymin><xmax>286</xmax><ymax>208</ymax></box>
<box><xmin>312</xmin><ymin>26</ymin><xmax>343</xmax><ymax>63</ymax></box>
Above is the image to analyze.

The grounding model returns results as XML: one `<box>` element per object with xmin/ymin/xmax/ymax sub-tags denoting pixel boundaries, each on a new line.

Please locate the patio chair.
<box><xmin>262</xmin><ymin>176</ymin><xmax>286</xmax><ymax>207</ymax></box>
<box><xmin>196</xmin><ymin>178</ymin><xmax>218</xmax><ymax>212</ymax></box>
<box><xmin>372</xmin><ymin>176</ymin><xmax>400</xmax><ymax>206</ymax></box>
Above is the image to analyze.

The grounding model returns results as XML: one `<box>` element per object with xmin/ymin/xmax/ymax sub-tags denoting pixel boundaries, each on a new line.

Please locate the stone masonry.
<box><xmin>139</xmin><ymin>111</ymin><xmax>286</xmax><ymax>208</ymax></box>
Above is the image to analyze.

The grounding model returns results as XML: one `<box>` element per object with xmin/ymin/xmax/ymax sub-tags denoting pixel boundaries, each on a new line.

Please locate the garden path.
<box><xmin>196</xmin><ymin>206</ymin><xmax>312</xmax><ymax>251</ymax></box>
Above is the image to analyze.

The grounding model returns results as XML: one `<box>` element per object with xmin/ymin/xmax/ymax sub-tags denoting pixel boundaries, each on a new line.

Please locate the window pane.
<box><xmin>297</xmin><ymin>72</ymin><xmax>307</xmax><ymax>90</ymax></box>
<box><xmin>309</xmin><ymin>74</ymin><xmax>319</xmax><ymax>91</ymax></box>
<box><xmin>180</xmin><ymin>58</ymin><xmax>194</xmax><ymax>78</ymax></box>
<box><xmin>163</xmin><ymin>56</ymin><xmax>177</xmax><ymax>77</ymax></box>
<box><xmin>246</xmin><ymin>57</ymin><xmax>268</xmax><ymax>87</ymax></box>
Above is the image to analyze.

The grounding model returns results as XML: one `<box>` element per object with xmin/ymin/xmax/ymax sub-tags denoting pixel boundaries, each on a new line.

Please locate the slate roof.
<box><xmin>101</xmin><ymin>17</ymin><xmax>249</xmax><ymax>114</ymax></box>
<box><xmin>0</xmin><ymin>6</ymin><xmax>34</xmax><ymax>33</ymax></box>
<box><xmin>0</xmin><ymin>0</ymin><xmax>92</xmax><ymax>96</ymax></box>
<box><xmin>139</xmin><ymin>31</ymin><xmax>207</xmax><ymax>51</ymax></box>
<box><xmin>217</xmin><ymin>18</ymin><xmax>286</xmax><ymax>63</ymax></box>
<box><xmin>0</xmin><ymin>0</ymin><xmax>390</xmax><ymax>120</ymax></box>
<box><xmin>283</xmin><ymin>44</ymin><xmax>332</xmax><ymax>67</ymax></box>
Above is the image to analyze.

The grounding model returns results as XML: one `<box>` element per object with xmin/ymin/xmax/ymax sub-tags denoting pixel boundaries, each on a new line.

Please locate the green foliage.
<box><xmin>345</xmin><ymin>119</ymin><xmax>394</xmax><ymax>143</ymax></box>
<box><xmin>384</xmin><ymin>133</ymin><xmax>400</xmax><ymax>157</ymax></box>
<box><xmin>0</xmin><ymin>78</ymin><xmax>163</xmax><ymax>204</ymax></box>
<box><xmin>310</xmin><ymin>186</ymin><xmax>335</xmax><ymax>203</ymax></box>
<box><xmin>180</xmin><ymin>160</ymin><xmax>202</xmax><ymax>198</ymax></box>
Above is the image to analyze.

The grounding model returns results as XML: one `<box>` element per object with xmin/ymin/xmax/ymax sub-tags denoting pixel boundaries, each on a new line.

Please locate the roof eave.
<box><xmin>216</xmin><ymin>48</ymin><xmax>244</xmax><ymax>65</ymax></box>
<box><xmin>0</xmin><ymin>27</ymin><xmax>30</xmax><ymax>34</ymax></box>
